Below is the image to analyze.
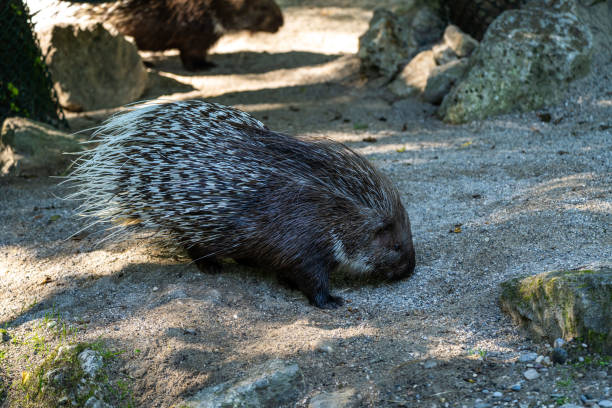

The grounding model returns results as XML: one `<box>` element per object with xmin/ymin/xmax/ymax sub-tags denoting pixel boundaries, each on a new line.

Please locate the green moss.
<box><xmin>500</xmin><ymin>268</ymin><xmax>611</xmax><ymax>352</ymax></box>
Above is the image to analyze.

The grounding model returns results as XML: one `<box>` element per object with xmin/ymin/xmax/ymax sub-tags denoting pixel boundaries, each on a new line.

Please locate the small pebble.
<box><xmin>578</xmin><ymin>356</ymin><xmax>585</xmax><ymax>362</ymax></box>
<box><xmin>535</xmin><ymin>355</ymin><xmax>544</xmax><ymax>364</ymax></box>
<box><xmin>492</xmin><ymin>391</ymin><xmax>503</xmax><ymax>398</ymax></box>
<box><xmin>510</xmin><ymin>384</ymin><xmax>521</xmax><ymax>392</ymax></box>
<box><xmin>580</xmin><ymin>394</ymin><xmax>596</xmax><ymax>405</ymax></box>
<box><xmin>423</xmin><ymin>360</ymin><xmax>437</xmax><ymax>369</ymax></box>
<box><xmin>524</xmin><ymin>368</ymin><xmax>540</xmax><ymax>380</ymax></box>
<box><xmin>314</xmin><ymin>340</ymin><xmax>334</xmax><ymax>354</ymax></box>
<box><xmin>519</xmin><ymin>352</ymin><xmax>538</xmax><ymax>362</ymax></box>
<box><xmin>598</xmin><ymin>400</ymin><xmax>612</xmax><ymax>408</ymax></box>
<box><xmin>552</xmin><ymin>348</ymin><xmax>568</xmax><ymax>364</ymax></box>
<box><xmin>553</xmin><ymin>338</ymin><xmax>565</xmax><ymax>348</ymax></box>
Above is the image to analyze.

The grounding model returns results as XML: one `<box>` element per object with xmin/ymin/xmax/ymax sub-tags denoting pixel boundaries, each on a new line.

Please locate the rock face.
<box><xmin>439</xmin><ymin>2</ymin><xmax>593</xmax><ymax>123</ymax></box>
<box><xmin>0</xmin><ymin>117</ymin><xmax>84</xmax><ymax>177</ymax></box>
<box><xmin>389</xmin><ymin>50</ymin><xmax>437</xmax><ymax>97</ymax></box>
<box><xmin>500</xmin><ymin>268</ymin><xmax>612</xmax><ymax>353</ymax></box>
<box><xmin>184</xmin><ymin>359</ymin><xmax>301</xmax><ymax>408</ymax></box>
<box><xmin>39</xmin><ymin>22</ymin><xmax>147</xmax><ymax>112</ymax></box>
<box><xmin>389</xmin><ymin>24</ymin><xmax>475</xmax><ymax>103</ymax></box>
<box><xmin>358</xmin><ymin>4</ymin><xmax>445</xmax><ymax>78</ymax></box>
<box><xmin>423</xmin><ymin>59</ymin><xmax>470</xmax><ymax>104</ymax></box>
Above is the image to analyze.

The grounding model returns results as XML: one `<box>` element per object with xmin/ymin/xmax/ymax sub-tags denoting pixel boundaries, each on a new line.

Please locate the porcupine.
<box><xmin>73</xmin><ymin>0</ymin><xmax>284</xmax><ymax>70</ymax></box>
<box><xmin>67</xmin><ymin>100</ymin><xmax>416</xmax><ymax>309</ymax></box>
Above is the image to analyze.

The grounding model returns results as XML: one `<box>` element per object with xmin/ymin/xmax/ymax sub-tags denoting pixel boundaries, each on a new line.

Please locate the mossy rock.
<box><xmin>439</xmin><ymin>4</ymin><xmax>592</xmax><ymax>123</ymax></box>
<box><xmin>0</xmin><ymin>116</ymin><xmax>84</xmax><ymax>176</ymax></box>
<box><xmin>500</xmin><ymin>268</ymin><xmax>611</xmax><ymax>354</ymax></box>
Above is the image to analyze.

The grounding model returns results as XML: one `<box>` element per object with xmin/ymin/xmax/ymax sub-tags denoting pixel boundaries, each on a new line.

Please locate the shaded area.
<box><xmin>143</xmin><ymin>51</ymin><xmax>343</xmax><ymax>77</ymax></box>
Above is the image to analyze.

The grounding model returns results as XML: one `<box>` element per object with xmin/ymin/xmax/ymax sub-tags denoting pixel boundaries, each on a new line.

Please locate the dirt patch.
<box><xmin>2</xmin><ymin>1</ymin><xmax>611</xmax><ymax>407</ymax></box>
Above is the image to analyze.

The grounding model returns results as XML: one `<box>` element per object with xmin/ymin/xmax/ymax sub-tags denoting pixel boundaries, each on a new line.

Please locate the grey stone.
<box><xmin>598</xmin><ymin>400</ymin><xmax>612</xmax><ymax>408</ymax></box>
<box><xmin>358</xmin><ymin>5</ymin><xmax>444</xmax><ymax>78</ymax></box>
<box><xmin>500</xmin><ymin>268</ymin><xmax>611</xmax><ymax>352</ymax></box>
<box><xmin>523</xmin><ymin>368</ymin><xmax>540</xmax><ymax>380</ymax></box>
<box><xmin>492</xmin><ymin>391</ymin><xmax>503</xmax><ymax>398</ymax></box>
<box><xmin>78</xmin><ymin>349</ymin><xmax>103</xmax><ymax>378</ymax></box>
<box><xmin>510</xmin><ymin>383</ymin><xmax>521</xmax><ymax>391</ymax></box>
<box><xmin>518</xmin><ymin>352</ymin><xmax>538</xmax><ymax>362</ymax></box>
<box><xmin>389</xmin><ymin>50</ymin><xmax>437</xmax><ymax>97</ymax></box>
<box><xmin>184</xmin><ymin>359</ymin><xmax>300</xmax><ymax>408</ymax></box>
<box><xmin>559</xmin><ymin>404</ymin><xmax>583</xmax><ymax>408</ymax></box>
<box><xmin>422</xmin><ymin>59</ymin><xmax>469</xmax><ymax>104</ymax></box>
<box><xmin>439</xmin><ymin>4</ymin><xmax>592</xmax><ymax>123</ymax></box>
<box><xmin>423</xmin><ymin>360</ymin><xmax>437</xmax><ymax>369</ymax></box>
<box><xmin>314</xmin><ymin>339</ymin><xmax>334</xmax><ymax>354</ymax></box>
<box><xmin>0</xmin><ymin>117</ymin><xmax>84</xmax><ymax>177</ymax></box>
<box><xmin>431</xmin><ymin>42</ymin><xmax>458</xmax><ymax>66</ymax></box>
<box><xmin>39</xmin><ymin>22</ymin><xmax>147</xmax><ymax>111</ymax></box>
<box><xmin>442</xmin><ymin>25</ymin><xmax>478</xmax><ymax>57</ymax></box>
<box><xmin>309</xmin><ymin>388</ymin><xmax>360</xmax><ymax>408</ymax></box>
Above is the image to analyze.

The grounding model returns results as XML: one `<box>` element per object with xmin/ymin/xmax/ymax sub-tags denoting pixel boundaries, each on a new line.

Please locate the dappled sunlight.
<box><xmin>484</xmin><ymin>173</ymin><xmax>609</xmax><ymax>225</ymax></box>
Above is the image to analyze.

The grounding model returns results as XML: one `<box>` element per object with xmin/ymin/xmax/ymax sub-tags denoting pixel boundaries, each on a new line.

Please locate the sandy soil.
<box><xmin>2</xmin><ymin>1</ymin><xmax>611</xmax><ymax>407</ymax></box>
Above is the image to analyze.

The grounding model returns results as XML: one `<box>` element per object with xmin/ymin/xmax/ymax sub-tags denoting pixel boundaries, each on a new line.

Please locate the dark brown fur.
<box><xmin>68</xmin><ymin>101</ymin><xmax>415</xmax><ymax>309</ymax></box>
<box><xmin>98</xmin><ymin>0</ymin><xmax>283</xmax><ymax>70</ymax></box>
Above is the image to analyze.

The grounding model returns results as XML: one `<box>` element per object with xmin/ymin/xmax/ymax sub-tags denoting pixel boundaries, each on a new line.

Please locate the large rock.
<box><xmin>358</xmin><ymin>3</ymin><xmax>444</xmax><ymax>78</ymax></box>
<box><xmin>500</xmin><ymin>268</ymin><xmax>612</xmax><ymax>353</ymax></box>
<box><xmin>388</xmin><ymin>50</ymin><xmax>437</xmax><ymax>98</ymax></box>
<box><xmin>184</xmin><ymin>359</ymin><xmax>301</xmax><ymax>408</ymax></box>
<box><xmin>440</xmin><ymin>24</ymin><xmax>479</xmax><ymax>58</ymax></box>
<box><xmin>438</xmin><ymin>3</ymin><xmax>592</xmax><ymax>123</ymax></box>
<box><xmin>39</xmin><ymin>22</ymin><xmax>147</xmax><ymax>112</ymax></box>
<box><xmin>0</xmin><ymin>117</ymin><xmax>84</xmax><ymax>177</ymax></box>
<box><xmin>423</xmin><ymin>59</ymin><xmax>470</xmax><ymax>104</ymax></box>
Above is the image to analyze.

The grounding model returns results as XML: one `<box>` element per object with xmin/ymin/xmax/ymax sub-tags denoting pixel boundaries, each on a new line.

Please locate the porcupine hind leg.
<box><xmin>278</xmin><ymin>261</ymin><xmax>344</xmax><ymax>309</ymax></box>
<box><xmin>179</xmin><ymin>48</ymin><xmax>216</xmax><ymax>71</ymax></box>
<box><xmin>185</xmin><ymin>245</ymin><xmax>222</xmax><ymax>274</ymax></box>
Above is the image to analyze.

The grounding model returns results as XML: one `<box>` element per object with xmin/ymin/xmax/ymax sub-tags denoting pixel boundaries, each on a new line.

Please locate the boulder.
<box><xmin>423</xmin><ymin>59</ymin><xmax>470</xmax><ymax>104</ymax></box>
<box><xmin>358</xmin><ymin>4</ymin><xmax>444</xmax><ymax>78</ymax></box>
<box><xmin>39</xmin><ymin>22</ymin><xmax>147</xmax><ymax>112</ymax></box>
<box><xmin>389</xmin><ymin>50</ymin><xmax>437</xmax><ymax>98</ymax></box>
<box><xmin>0</xmin><ymin>117</ymin><xmax>84</xmax><ymax>177</ymax></box>
<box><xmin>184</xmin><ymin>359</ymin><xmax>301</xmax><ymax>408</ymax></box>
<box><xmin>500</xmin><ymin>267</ymin><xmax>612</xmax><ymax>353</ymax></box>
<box><xmin>441</xmin><ymin>24</ymin><xmax>479</xmax><ymax>58</ymax></box>
<box><xmin>438</xmin><ymin>3</ymin><xmax>592</xmax><ymax>123</ymax></box>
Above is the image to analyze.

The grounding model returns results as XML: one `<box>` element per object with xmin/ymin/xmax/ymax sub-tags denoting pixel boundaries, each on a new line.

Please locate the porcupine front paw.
<box><xmin>312</xmin><ymin>292</ymin><xmax>344</xmax><ymax>309</ymax></box>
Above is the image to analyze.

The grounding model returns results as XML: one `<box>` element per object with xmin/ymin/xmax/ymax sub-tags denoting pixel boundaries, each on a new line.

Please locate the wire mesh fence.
<box><xmin>0</xmin><ymin>0</ymin><xmax>67</xmax><ymax>129</ymax></box>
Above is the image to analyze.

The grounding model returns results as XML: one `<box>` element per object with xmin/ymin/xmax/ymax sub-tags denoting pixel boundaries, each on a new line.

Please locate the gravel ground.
<box><xmin>1</xmin><ymin>1</ymin><xmax>611</xmax><ymax>407</ymax></box>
